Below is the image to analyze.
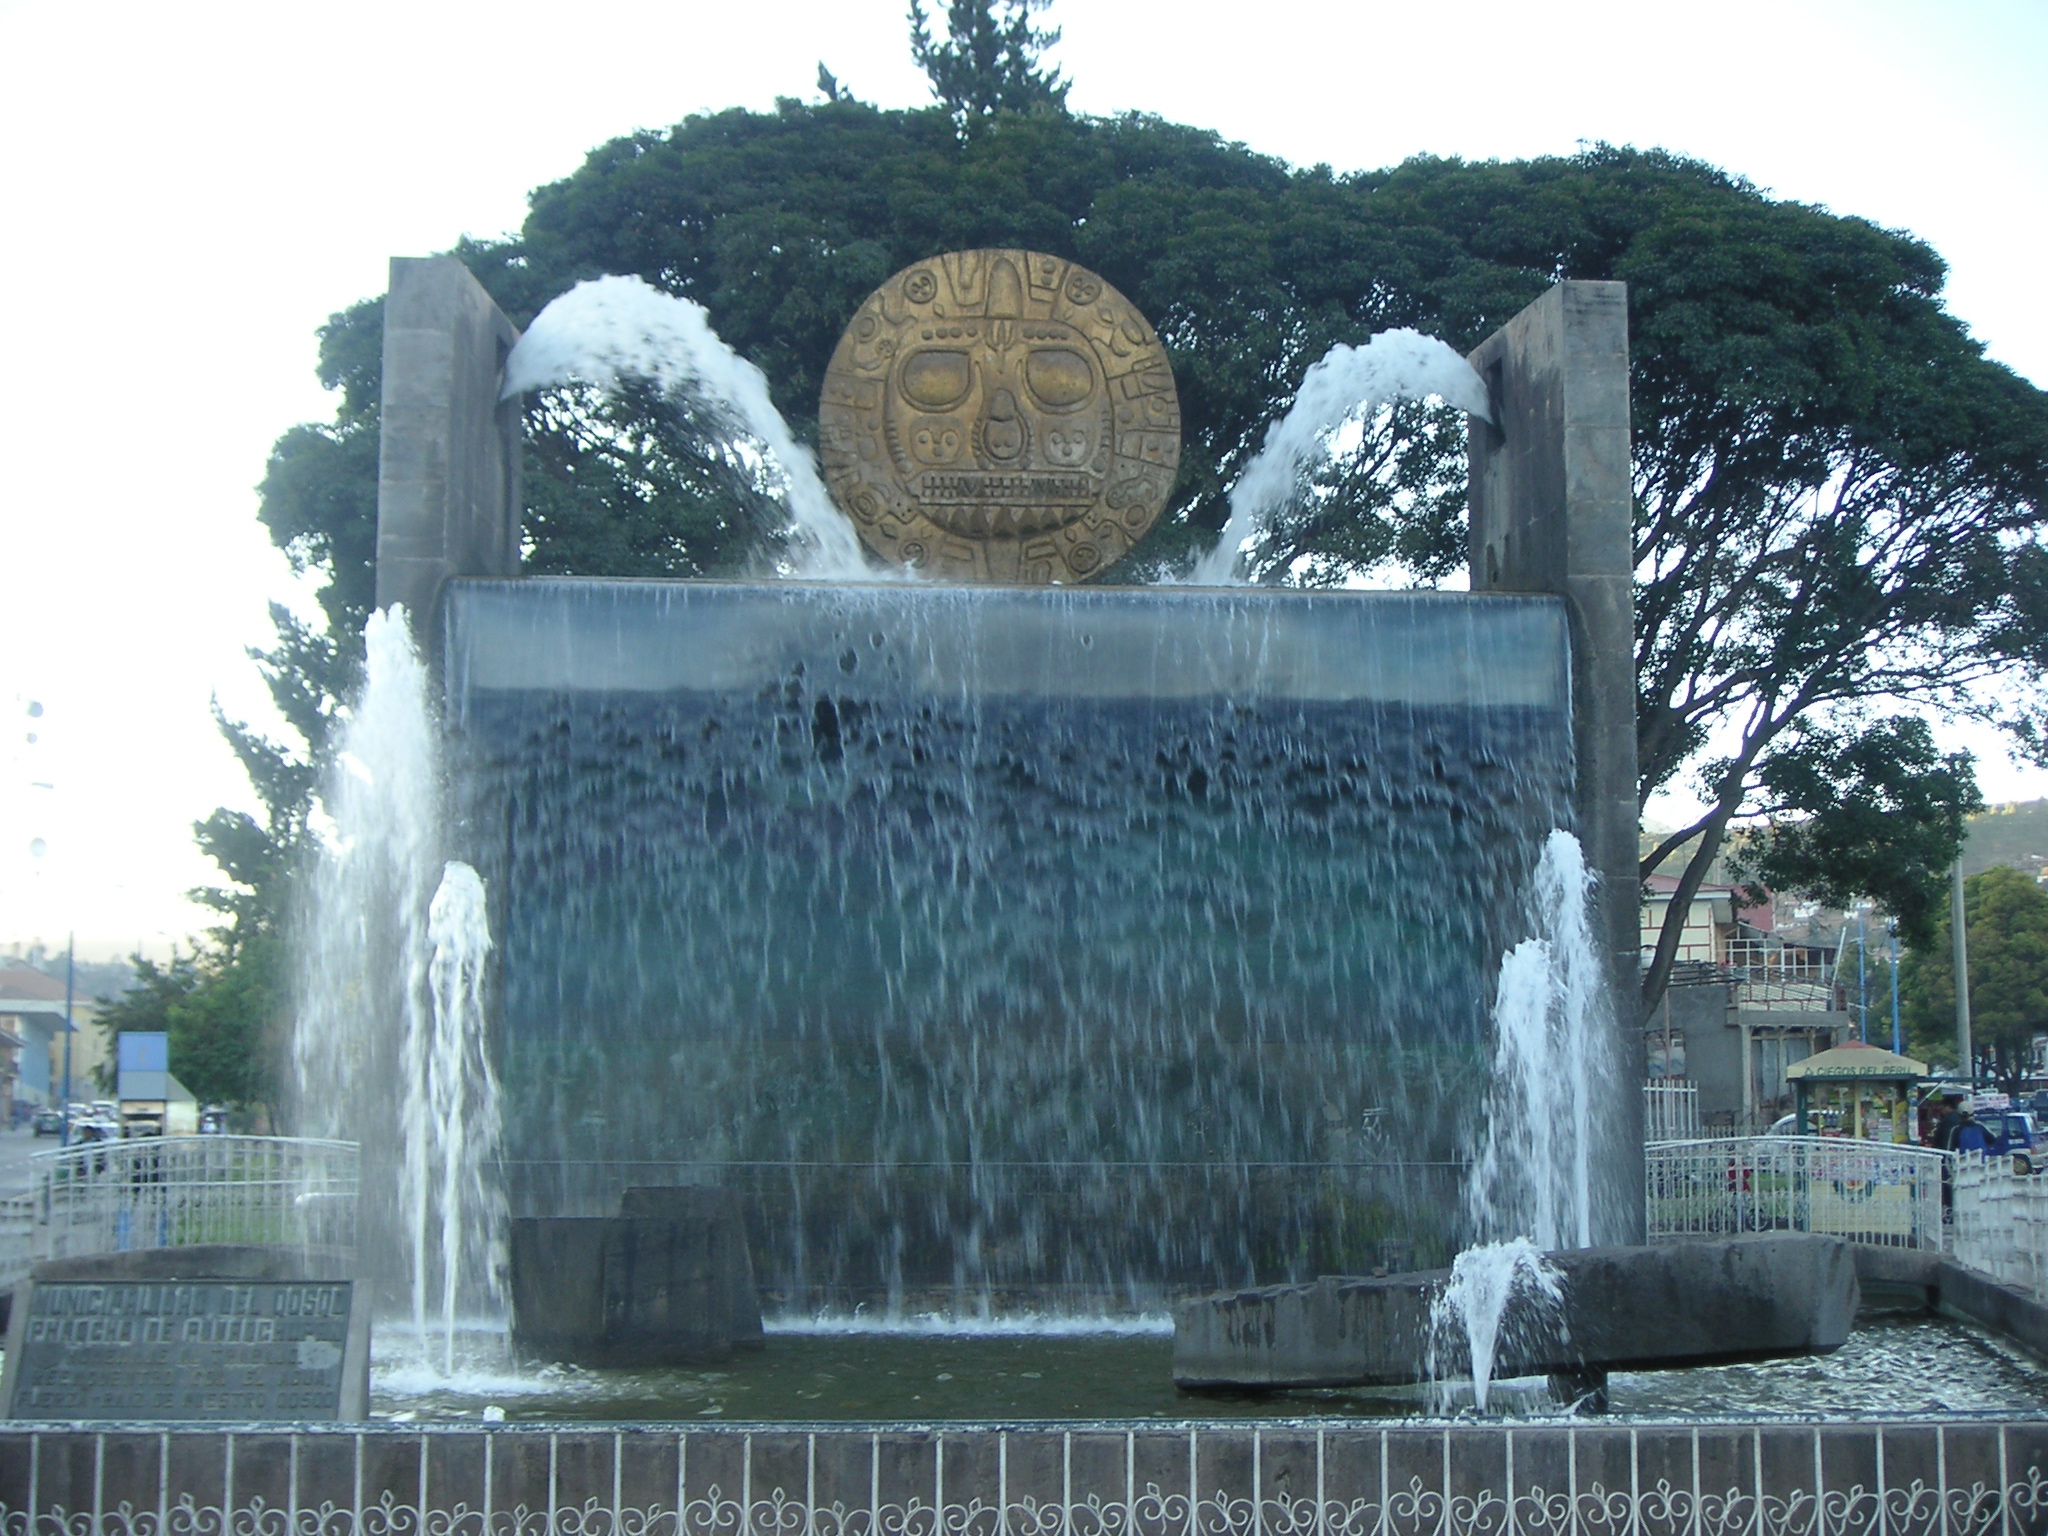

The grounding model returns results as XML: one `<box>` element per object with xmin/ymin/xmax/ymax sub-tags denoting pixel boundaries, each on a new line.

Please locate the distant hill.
<box><xmin>1965</xmin><ymin>799</ymin><xmax>2048</xmax><ymax>881</ymax></box>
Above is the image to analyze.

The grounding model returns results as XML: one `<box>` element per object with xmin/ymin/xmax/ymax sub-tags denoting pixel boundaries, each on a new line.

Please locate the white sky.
<box><xmin>1</xmin><ymin>0</ymin><xmax>2044</xmax><ymax>958</ymax></box>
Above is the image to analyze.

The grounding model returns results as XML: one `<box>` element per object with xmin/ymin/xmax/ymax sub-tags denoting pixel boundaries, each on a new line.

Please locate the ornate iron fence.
<box><xmin>1645</xmin><ymin>1135</ymin><xmax>1948</xmax><ymax>1251</ymax></box>
<box><xmin>24</xmin><ymin>1135</ymin><xmax>358</xmax><ymax>1264</ymax></box>
<box><xmin>3</xmin><ymin>1420</ymin><xmax>2046</xmax><ymax>1536</ymax></box>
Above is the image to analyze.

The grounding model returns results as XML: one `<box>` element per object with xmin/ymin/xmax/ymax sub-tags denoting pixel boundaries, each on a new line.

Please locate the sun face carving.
<box><xmin>819</xmin><ymin>251</ymin><xmax>1181</xmax><ymax>583</ymax></box>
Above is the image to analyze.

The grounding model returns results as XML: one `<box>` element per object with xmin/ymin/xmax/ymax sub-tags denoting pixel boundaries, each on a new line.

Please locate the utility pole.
<box><xmin>1857</xmin><ymin>906</ymin><xmax>1868</xmax><ymax>1043</ymax></box>
<box><xmin>1952</xmin><ymin>862</ymin><xmax>1973</xmax><ymax>1085</ymax></box>
<box><xmin>60</xmin><ymin>932</ymin><xmax>74</xmax><ymax>1148</ymax></box>
<box><xmin>1889</xmin><ymin>916</ymin><xmax>1902</xmax><ymax>1057</ymax></box>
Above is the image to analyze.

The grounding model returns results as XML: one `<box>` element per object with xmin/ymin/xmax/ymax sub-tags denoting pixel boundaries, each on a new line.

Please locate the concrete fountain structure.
<box><xmin>9</xmin><ymin>255</ymin><xmax>2047</xmax><ymax>1536</ymax></box>
<box><xmin>367</xmin><ymin>255</ymin><xmax>1647</xmax><ymax>1329</ymax></box>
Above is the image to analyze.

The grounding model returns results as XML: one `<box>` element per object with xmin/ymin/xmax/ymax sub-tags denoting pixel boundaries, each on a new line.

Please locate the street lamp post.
<box><xmin>1953</xmin><ymin>862</ymin><xmax>1974</xmax><ymax>1086</ymax></box>
<box><xmin>60</xmin><ymin>932</ymin><xmax>74</xmax><ymax>1148</ymax></box>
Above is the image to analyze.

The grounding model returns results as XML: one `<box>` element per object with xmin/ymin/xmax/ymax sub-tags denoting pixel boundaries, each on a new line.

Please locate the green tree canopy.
<box><xmin>242</xmin><ymin>78</ymin><xmax>2048</xmax><ymax>1024</ymax></box>
<box><xmin>1728</xmin><ymin>717</ymin><xmax>1984</xmax><ymax>947</ymax></box>
<box><xmin>1902</xmin><ymin>865</ymin><xmax>2048</xmax><ymax>1093</ymax></box>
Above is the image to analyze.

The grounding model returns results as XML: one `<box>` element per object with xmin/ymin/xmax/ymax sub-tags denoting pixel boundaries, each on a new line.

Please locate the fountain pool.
<box><xmin>368</xmin><ymin>1316</ymin><xmax>2048</xmax><ymax>1424</ymax></box>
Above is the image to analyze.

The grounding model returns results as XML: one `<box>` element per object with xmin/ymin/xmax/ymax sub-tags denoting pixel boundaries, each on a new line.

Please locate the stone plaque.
<box><xmin>819</xmin><ymin>249</ymin><xmax>1181</xmax><ymax>582</ymax></box>
<box><xmin>0</xmin><ymin>1278</ymin><xmax>369</xmax><ymax>1421</ymax></box>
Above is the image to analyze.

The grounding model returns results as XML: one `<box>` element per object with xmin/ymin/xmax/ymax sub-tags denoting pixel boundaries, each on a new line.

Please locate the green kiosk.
<box><xmin>1787</xmin><ymin>1040</ymin><xmax>1928</xmax><ymax>1144</ymax></box>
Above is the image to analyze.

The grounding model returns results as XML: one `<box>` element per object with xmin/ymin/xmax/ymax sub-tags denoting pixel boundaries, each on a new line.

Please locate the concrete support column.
<box><xmin>1467</xmin><ymin>280</ymin><xmax>1642</xmax><ymax>1237</ymax></box>
<box><xmin>375</xmin><ymin>257</ymin><xmax>524</xmax><ymax>639</ymax></box>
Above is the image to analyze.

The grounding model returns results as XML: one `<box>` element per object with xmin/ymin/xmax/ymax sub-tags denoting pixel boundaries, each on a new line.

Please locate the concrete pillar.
<box><xmin>375</xmin><ymin>256</ymin><xmax>524</xmax><ymax>637</ymax></box>
<box><xmin>1467</xmin><ymin>280</ymin><xmax>1642</xmax><ymax>1236</ymax></box>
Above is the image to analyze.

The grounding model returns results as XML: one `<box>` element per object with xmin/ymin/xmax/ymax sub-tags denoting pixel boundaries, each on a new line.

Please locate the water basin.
<box><xmin>373</xmin><ymin>1316</ymin><xmax>2048</xmax><ymax>1424</ymax></box>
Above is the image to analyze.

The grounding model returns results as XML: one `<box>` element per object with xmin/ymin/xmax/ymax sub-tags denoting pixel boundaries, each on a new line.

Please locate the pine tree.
<box><xmin>908</xmin><ymin>0</ymin><xmax>1067</xmax><ymax>117</ymax></box>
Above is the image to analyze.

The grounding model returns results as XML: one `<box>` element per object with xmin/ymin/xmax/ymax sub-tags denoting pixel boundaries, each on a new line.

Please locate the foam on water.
<box><xmin>503</xmin><ymin>275</ymin><xmax>868</xmax><ymax>578</ymax></box>
<box><xmin>1193</xmin><ymin>330</ymin><xmax>1492</xmax><ymax>584</ymax></box>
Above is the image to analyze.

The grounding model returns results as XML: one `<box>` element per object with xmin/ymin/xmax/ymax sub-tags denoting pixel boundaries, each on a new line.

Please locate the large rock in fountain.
<box><xmin>1172</xmin><ymin>1235</ymin><xmax>1858</xmax><ymax>1389</ymax></box>
<box><xmin>509</xmin><ymin>1186</ymin><xmax>763</xmax><ymax>1366</ymax></box>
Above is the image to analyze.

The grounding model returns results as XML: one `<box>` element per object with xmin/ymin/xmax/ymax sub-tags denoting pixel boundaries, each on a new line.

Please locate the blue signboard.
<box><xmin>117</xmin><ymin>1031</ymin><xmax>169</xmax><ymax>1101</ymax></box>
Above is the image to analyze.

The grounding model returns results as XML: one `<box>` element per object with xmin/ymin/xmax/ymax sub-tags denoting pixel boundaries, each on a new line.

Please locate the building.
<box><xmin>0</xmin><ymin>960</ymin><xmax>104</xmax><ymax>1114</ymax></box>
<box><xmin>1642</xmin><ymin>878</ymin><xmax>1851</xmax><ymax>1131</ymax></box>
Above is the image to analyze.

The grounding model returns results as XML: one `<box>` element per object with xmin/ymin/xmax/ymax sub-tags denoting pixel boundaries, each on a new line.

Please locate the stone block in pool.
<box><xmin>1172</xmin><ymin>1235</ymin><xmax>1859</xmax><ymax>1389</ymax></box>
<box><xmin>510</xmin><ymin>1187</ymin><xmax>762</xmax><ymax>1366</ymax></box>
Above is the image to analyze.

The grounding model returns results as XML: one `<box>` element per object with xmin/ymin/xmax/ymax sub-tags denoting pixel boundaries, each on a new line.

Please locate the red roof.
<box><xmin>0</xmin><ymin>963</ymin><xmax>67</xmax><ymax>1004</ymax></box>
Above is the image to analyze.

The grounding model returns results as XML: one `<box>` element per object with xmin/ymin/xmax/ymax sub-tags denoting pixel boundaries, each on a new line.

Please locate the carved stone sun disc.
<box><xmin>818</xmin><ymin>250</ymin><xmax>1181</xmax><ymax>583</ymax></box>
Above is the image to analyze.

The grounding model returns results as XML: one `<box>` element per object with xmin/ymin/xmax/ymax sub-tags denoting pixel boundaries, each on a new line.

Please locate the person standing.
<box><xmin>1932</xmin><ymin>1090</ymin><xmax>1968</xmax><ymax>1150</ymax></box>
<box><xmin>1951</xmin><ymin>1102</ymin><xmax>1999</xmax><ymax>1156</ymax></box>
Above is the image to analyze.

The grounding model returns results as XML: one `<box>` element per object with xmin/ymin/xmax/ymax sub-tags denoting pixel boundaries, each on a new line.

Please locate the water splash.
<box><xmin>1432</xmin><ymin>830</ymin><xmax>1615</xmax><ymax>1409</ymax></box>
<box><xmin>413</xmin><ymin>861</ymin><xmax>507</xmax><ymax>1374</ymax></box>
<box><xmin>1427</xmin><ymin>1238</ymin><xmax>1564</xmax><ymax>1412</ymax></box>
<box><xmin>294</xmin><ymin>607</ymin><xmax>438</xmax><ymax>1297</ymax></box>
<box><xmin>1192</xmin><ymin>330</ymin><xmax>1492</xmax><ymax>585</ymax></box>
<box><xmin>503</xmin><ymin>275</ymin><xmax>867</xmax><ymax>578</ymax></box>
<box><xmin>1466</xmin><ymin>829</ymin><xmax>1611</xmax><ymax>1251</ymax></box>
<box><xmin>294</xmin><ymin>608</ymin><xmax>508</xmax><ymax>1371</ymax></box>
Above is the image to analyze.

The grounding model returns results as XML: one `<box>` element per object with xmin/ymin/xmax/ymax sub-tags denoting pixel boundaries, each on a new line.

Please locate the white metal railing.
<box><xmin>1953</xmin><ymin>1155</ymin><xmax>2048</xmax><ymax>1300</ymax></box>
<box><xmin>25</xmin><ymin>1135</ymin><xmax>358</xmax><ymax>1266</ymax></box>
<box><xmin>0</xmin><ymin>1193</ymin><xmax>34</xmax><ymax>1289</ymax></box>
<box><xmin>1645</xmin><ymin>1135</ymin><xmax>1947</xmax><ymax>1250</ymax></box>
<box><xmin>1643</xmin><ymin>1082</ymin><xmax>1700</xmax><ymax>1142</ymax></box>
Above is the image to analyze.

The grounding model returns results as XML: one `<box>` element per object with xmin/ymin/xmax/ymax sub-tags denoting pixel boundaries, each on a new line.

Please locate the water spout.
<box><xmin>1193</xmin><ymin>330</ymin><xmax>1492</xmax><ymax>585</ymax></box>
<box><xmin>503</xmin><ymin>274</ymin><xmax>868</xmax><ymax>579</ymax></box>
<box><xmin>294</xmin><ymin>606</ymin><xmax>508</xmax><ymax>1371</ymax></box>
<box><xmin>1466</xmin><ymin>829</ymin><xmax>1611</xmax><ymax>1251</ymax></box>
<box><xmin>1434</xmin><ymin>829</ymin><xmax>1615</xmax><ymax>1407</ymax></box>
<box><xmin>418</xmin><ymin>860</ymin><xmax>506</xmax><ymax>1374</ymax></box>
<box><xmin>1428</xmin><ymin>1237</ymin><xmax>1563</xmax><ymax>1412</ymax></box>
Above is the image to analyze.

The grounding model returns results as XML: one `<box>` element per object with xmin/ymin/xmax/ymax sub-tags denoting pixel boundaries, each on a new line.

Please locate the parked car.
<box><xmin>31</xmin><ymin>1107</ymin><xmax>62</xmax><ymax>1137</ymax></box>
<box><xmin>1993</xmin><ymin>1110</ymin><xmax>2046</xmax><ymax>1169</ymax></box>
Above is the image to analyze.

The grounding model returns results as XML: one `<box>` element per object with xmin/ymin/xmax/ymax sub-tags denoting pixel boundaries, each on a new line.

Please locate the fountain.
<box><xmin>322</xmin><ymin>253</ymin><xmax>1644</xmax><ymax>1335</ymax></box>
<box><xmin>10</xmin><ymin>253</ymin><xmax>2048</xmax><ymax>1536</ymax></box>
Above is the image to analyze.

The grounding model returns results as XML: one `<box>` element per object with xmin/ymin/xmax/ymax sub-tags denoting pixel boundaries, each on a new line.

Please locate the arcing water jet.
<box><xmin>504</xmin><ymin>275</ymin><xmax>868</xmax><ymax>579</ymax></box>
<box><xmin>1193</xmin><ymin>330</ymin><xmax>1492</xmax><ymax>585</ymax></box>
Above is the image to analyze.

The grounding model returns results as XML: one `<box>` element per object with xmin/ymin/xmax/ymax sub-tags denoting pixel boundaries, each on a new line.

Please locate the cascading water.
<box><xmin>502</xmin><ymin>274</ymin><xmax>868</xmax><ymax>579</ymax></box>
<box><xmin>1432</xmin><ymin>829</ymin><xmax>1616</xmax><ymax>1408</ymax></box>
<box><xmin>444</xmin><ymin>579</ymin><xmax>1580</xmax><ymax>1315</ymax></box>
<box><xmin>294</xmin><ymin>606</ymin><xmax>507</xmax><ymax>1368</ymax></box>
<box><xmin>1192</xmin><ymin>330</ymin><xmax>1494</xmax><ymax>585</ymax></box>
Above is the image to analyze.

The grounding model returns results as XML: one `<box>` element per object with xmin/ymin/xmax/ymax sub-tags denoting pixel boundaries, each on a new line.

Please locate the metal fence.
<box><xmin>1643</xmin><ymin>1082</ymin><xmax>1701</xmax><ymax>1142</ymax></box>
<box><xmin>1953</xmin><ymin>1154</ymin><xmax>2048</xmax><ymax>1300</ymax></box>
<box><xmin>24</xmin><ymin>1135</ymin><xmax>358</xmax><ymax>1266</ymax></box>
<box><xmin>0</xmin><ymin>1193</ymin><xmax>34</xmax><ymax>1289</ymax></box>
<box><xmin>1645</xmin><ymin>1135</ymin><xmax>1948</xmax><ymax>1250</ymax></box>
